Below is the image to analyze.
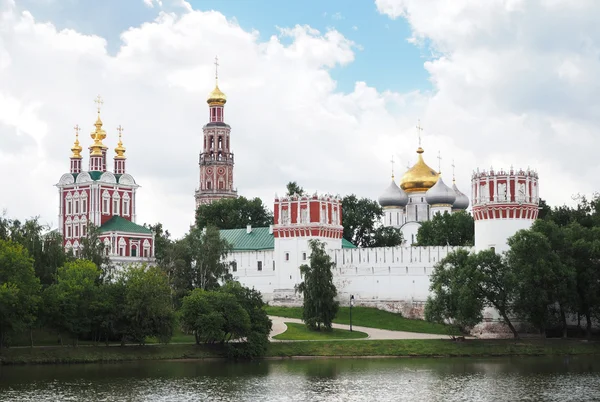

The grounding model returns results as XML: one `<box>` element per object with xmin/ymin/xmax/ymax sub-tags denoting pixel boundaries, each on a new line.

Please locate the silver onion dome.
<box><xmin>378</xmin><ymin>180</ymin><xmax>409</xmax><ymax>208</ymax></box>
<box><xmin>425</xmin><ymin>176</ymin><xmax>456</xmax><ymax>206</ymax></box>
<box><xmin>452</xmin><ymin>182</ymin><xmax>470</xmax><ymax>210</ymax></box>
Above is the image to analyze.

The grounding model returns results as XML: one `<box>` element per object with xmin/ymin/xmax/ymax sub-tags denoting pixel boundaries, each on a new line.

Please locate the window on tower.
<box><xmin>219</xmin><ymin>181</ymin><xmax>224</xmax><ymax>190</ymax></box>
<box><xmin>207</xmin><ymin>182</ymin><xmax>212</xmax><ymax>190</ymax></box>
<box><xmin>66</xmin><ymin>199</ymin><xmax>72</xmax><ymax>215</ymax></box>
<box><xmin>74</xmin><ymin>199</ymin><xmax>79</xmax><ymax>215</ymax></box>
<box><xmin>123</xmin><ymin>197</ymin><xmax>130</xmax><ymax>216</ymax></box>
<box><xmin>257</xmin><ymin>261</ymin><xmax>262</xmax><ymax>271</ymax></box>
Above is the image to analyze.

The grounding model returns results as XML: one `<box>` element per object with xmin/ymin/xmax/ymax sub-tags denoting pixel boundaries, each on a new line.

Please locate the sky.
<box><xmin>1</xmin><ymin>0</ymin><xmax>599</xmax><ymax>238</ymax></box>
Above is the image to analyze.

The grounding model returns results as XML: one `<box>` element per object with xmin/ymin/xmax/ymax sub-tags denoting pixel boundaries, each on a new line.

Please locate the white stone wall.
<box><xmin>226</xmin><ymin>245</ymin><xmax>473</xmax><ymax>305</ymax></box>
<box><xmin>474</xmin><ymin>218</ymin><xmax>535</xmax><ymax>253</ymax></box>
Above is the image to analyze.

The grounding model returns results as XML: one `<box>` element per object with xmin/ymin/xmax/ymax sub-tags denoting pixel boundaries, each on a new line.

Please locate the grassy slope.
<box><xmin>273</xmin><ymin>323</ymin><xmax>368</xmax><ymax>340</ymax></box>
<box><xmin>1</xmin><ymin>339</ymin><xmax>598</xmax><ymax>365</ymax></box>
<box><xmin>265</xmin><ymin>306</ymin><xmax>459</xmax><ymax>336</ymax></box>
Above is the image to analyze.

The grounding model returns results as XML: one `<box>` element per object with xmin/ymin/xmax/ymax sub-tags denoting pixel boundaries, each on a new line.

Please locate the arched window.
<box><xmin>122</xmin><ymin>193</ymin><xmax>130</xmax><ymax>216</ymax></box>
<box><xmin>118</xmin><ymin>237</ymin><xmax>127</xmax><ymax>257</ymax></box>
<box><xmin>207</xmin><ymin>182</ymin><xmax>212</xmax><ymax>190</ymax></box>
<box><xmin>143</xmin><ymin>239</ymin><xmax>151</xmax><ymax>258</ymax></box>
<box><xmin>112</xmin><ymin>192</ymin><xmax>121</xmax><ymax>216</ymax></box>
<box><xmin>81</xmin><ymin>193</ymin><xmax>88</xmax><ymax>214</ymax></box>
<box><xmin>102</xmin><ymin>191</ymin><xmax>110</xmax><ymax>215</ymax></box>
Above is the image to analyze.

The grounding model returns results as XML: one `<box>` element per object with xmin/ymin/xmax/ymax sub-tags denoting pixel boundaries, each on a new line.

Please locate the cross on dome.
<box><xmin>94</xmin><ymin>95</ymin><xmax>104</xmax><ymax>114</ymax></box>
<box><xmin>437</xmin><ymin>151</ymin><xmax>442</xmax><ymax>174</ymax></box>
<box><xmin>391</xmin><ymin>155</ymin><xmax>395</xmax><ymax>180</ymax></box>
<box><xmin>452</xmin><ymin>159</ymin><xmax>456</xmax><ymax>182</ymax></box>
<box><xmin>416</xmin><ymin>119</ymin><xmax>424</xmax><ymax>147</ymax></box>
<box><xmin>214</xmin><ymin>55</ymin><xmax>219</xmax><ymax>82</ymax></box>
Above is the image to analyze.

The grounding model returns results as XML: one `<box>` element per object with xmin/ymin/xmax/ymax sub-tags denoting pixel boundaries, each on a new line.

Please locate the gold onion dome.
<box><xmin>400</xmin><ymin>147</ymin><xmax>440</xmax><ymax>193</ymax></box>
<box><xmin>115</xmin><ymin>130</ymin><xmax>126</xmax><ymax>159</ymax></box>
<box><xmin>71</xmin><ymin>132</ymin><xmax>83</xmax><ymax>159</ymax></box>
<box><xmin>207</xmin><ymin>83</ymin><xmax>227</xmax><ymax>105</ymax></box>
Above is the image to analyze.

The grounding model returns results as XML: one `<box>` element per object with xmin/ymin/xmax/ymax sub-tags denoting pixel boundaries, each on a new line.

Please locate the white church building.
<box><xmin>220</xmin><ymin>145</ymin><xmax>540</xmax><ymax>319</ymax></box>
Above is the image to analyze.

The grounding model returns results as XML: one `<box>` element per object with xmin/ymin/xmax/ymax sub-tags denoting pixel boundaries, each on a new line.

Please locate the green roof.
<box><xmin>219</xmin><ymin>227</ymin><xmax>357</xmax><ymax>251</ymax></box>
<box><xmin>99</xmin><ymin>216</ymin><xmax>152</xmax><ymax>234</ymax></box>
<box><xmin>220</xmin><ymin>227</ymin><xmax>274</xmax><ymax>251</ymax></box>
<box><xmin>342</xmin><ymin>238</ymin><xmax>357</xmax><ymax>248</ymax></box>
<box><xmin>89</xmin><ymin>171</ymin><xmax>103</xmax><ymax>181</ymax></box>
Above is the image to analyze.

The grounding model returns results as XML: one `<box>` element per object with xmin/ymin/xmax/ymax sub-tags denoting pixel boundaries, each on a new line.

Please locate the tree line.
<box><xmin>425</xmin><ymin>195</ymin><xmax>600</xmax><ymax>339</ymax></box>
<box><xmin>0</xmin><ymin>215</ymin><xmax>269</xmax><ymax>357</ymax></box>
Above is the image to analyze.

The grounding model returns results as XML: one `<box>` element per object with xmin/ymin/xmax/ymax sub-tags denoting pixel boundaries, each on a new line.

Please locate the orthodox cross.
<box><xmin>437</xmin><ymin>150</ymin><xmax>442</xmax><ymax>173</ymax></box>
<box><xmin>391</xmin><ymin>155</ymin><xmax>395</xmax><ymax>180</ymax></box>
<box><xmin>416</xmin><ymin>119</ymin><xmax>424</xmax><ymax>147</ymax></box>
<box><xmin>214</xmin><ymin>55</ymin><xmax>219</xmax><ymax>81</ymax></box>
<box><xmin>116</xmin><ymin>125</ymin><xmax>124</xmax><ymax>139</ymax></box>
<box><xmin>73</xmin><ymin>124</ymin><xmax>81</xmax><ymax>139</ymax></box>
<box><xmin>94</xmin><ymin>95</ymin><xmax>104</xmax><ymax>113</ymax></box>
<box><xmin>451</xmin><ymin>159</ymin><xmax>456</xmax><ymax>181</ymax></box>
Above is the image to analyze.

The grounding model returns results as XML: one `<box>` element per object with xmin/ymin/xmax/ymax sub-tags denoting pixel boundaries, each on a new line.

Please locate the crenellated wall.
<box><xmin>226</xmin><ymin>245</ymin><xmax>473</xmax><ymax>308</ymax></box>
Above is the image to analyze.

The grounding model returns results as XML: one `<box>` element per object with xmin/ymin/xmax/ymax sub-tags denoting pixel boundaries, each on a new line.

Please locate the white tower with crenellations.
<box><xmin>472</xmin><ymin>167</ymin><xmax>540</xmax><ymax>253</ymax></box>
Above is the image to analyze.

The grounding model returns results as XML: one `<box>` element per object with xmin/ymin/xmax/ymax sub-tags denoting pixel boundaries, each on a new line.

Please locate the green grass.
<box><xmin>273</xmin><ymin>322</ymin><xmax>368</xmax><ymax>340</ymax></box>
<box><xmin>1</xmin><ymin>339</ymin><xmax>598</xmax><ymax>365</ymax></box>
<box><xmin>265</xmin><ymin>306</ymin><xmax>459</xmax><ymax>336</ymax></box>
<box><xmin>267</xmin><ymin>338</ymin><xmax>600</xmax><ymax>358</ymax></box>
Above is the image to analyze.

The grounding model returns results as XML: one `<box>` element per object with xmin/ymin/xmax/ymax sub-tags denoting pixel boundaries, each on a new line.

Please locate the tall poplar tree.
<box><xmin>296</xmin><ymin>240</ymin><xmax>339</xmax><ymax>331</ymax></box>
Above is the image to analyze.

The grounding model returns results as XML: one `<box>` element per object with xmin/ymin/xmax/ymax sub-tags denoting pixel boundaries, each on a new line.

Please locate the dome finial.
<box><xmin>416</xmin><ymin>119</ymin><xmax>424</xmax><ymax>148</ymax></box>
<box><xmin>115</xmin><ymin>125</ymin><xmax>126</xmax><ymax>159</ymax></box>
<box><xmin>207</xmin><ymin>56</ymin><xmax>227</xmax><ymax>105</ymax></box>
<box><xmin>437</xmin><ymin>150</ymin><xmax>442</xmax><ymax>174</ymax></box>
<box><xmin>71</xmin><ymin>124</ymin><xmax>83</xmax><ymax>158</ymax></box>
<box><xmin>452</xmin><ymin>159</ymin><xmax>456</xmax><ymax>183</ymax></box>
<box><xmin>390</xmin><ymin>155</ymin><xmax>395</xmax><ymax>180</ymax></box>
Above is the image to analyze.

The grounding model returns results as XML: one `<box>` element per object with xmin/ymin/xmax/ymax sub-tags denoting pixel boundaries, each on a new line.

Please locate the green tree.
<box><xmin>0</xmin><ymin>239</ymin><xmax>41</xmax><ymax>347</ymax></box>
<box><xmin>90</xmin><ymin>280</ymin><xmax>127</xmax><ymax>345</ymax></box>
<box><xmin>195</xmin><ymin>196</ymin><xmax>273</xmax><ymax>230</ymax></box>
<box><xmin>122</xmin><ymin>265</ymin><xmax>175</xmax><ymax>344</ymax></box>
<box><xmin>417</xmin><ymin>211</ymin><xmax>474</xmax><ymax>246</ymax></box>
<box><xmin>372</xmin><ymin>226</ymin><xmax>404</xmax><ymax>247</ymax></box>
<box><xmin>80</xmin><ymin>223</ymin><xmax>111</xmax><ymax>281</ymax></box>
<box><xmin>44</xmin><ymin>260</ymin><xmax>101</xmax><ymax>345</ymax></box>
<box><xmin>180</xmin><ymin>288</ymin><xmax>250</xmax><ymax>344</ymax></box>
<box><xmin>286</xmin><ymin>181</ymin><xmax>305</xmax><ymax>196</ymax></box>
<box><xmin>425</xmin><ymin>249</ymin><xmax>483</xmax><ymax>333</ymax></box>
<box><xmin>174</xmin><ymin>225</ymin><xmax>232</xmax><ymax>295</ymax></box>
<box><xmin>296</xmin><ymin>240</ymin><xmax>339</xmax><ymax>331</ymax></box>
<box><xmin>341</xmin><ymin>195</ymin><xmax>383</xmax><ymax>247</ymax></box>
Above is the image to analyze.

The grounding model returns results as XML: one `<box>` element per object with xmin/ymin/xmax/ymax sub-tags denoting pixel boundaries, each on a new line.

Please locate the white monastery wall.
<box><xmin>474</xmin><ymin>218</ymin><xmax>535</xmax><ymax>253</ymax></box>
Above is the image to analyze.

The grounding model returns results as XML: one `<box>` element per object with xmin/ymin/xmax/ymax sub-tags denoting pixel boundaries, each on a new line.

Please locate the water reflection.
<box><xmin>0</xmin><ymin>356</ymin><xmax>599</xmax><ymax>401</ymax></box>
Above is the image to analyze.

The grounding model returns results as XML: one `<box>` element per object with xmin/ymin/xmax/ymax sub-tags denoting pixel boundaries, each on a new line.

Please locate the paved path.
<box><xmin>269</xmin><ymin>316</ymin><xmax>450</xmax><ymax>341</ymax></box>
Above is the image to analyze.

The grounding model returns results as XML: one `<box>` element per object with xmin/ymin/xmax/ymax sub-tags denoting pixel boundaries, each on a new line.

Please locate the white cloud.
<box><xmin>1</xmin><ymin>0</ymin><xmax>598</xmax><ymax>238</ymax></box>
<box><xmin>376</xmin><ymin>0</ymin><xmax>600</xmax><ymax>204</ymax></box>
<box><xmin>143</xmin><ymin>0</ymin><xmax>163</xmax><ymax>8</ymax></box>
<box><xmin>332</xmin><ymin>12</ymin><xmax>344</xmax><ymax>21</ymax></box>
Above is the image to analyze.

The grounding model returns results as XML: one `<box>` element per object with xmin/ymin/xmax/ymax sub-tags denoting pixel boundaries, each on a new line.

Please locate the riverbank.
<box><xmin>1</xmin><ymin>339</ymin><xmax>599</xmax><ymax>365</ymax></box>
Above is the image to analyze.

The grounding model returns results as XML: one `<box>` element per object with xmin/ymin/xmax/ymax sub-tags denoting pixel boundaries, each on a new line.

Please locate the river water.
<box><xmin>0</xmin><ymin>356</ymin><xmax>599</xmax><ymax>401</ymax></box>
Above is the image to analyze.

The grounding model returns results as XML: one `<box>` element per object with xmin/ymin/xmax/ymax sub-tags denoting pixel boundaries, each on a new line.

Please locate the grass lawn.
<box><xmin>265</xmin><ymin>306</ymin><xmax>459</xmax><ymax>336</ymax></box>
<box><xmin>273</xmin><ymin>322</ymin><xmax>368</xmax><ymax>341</ymax></box>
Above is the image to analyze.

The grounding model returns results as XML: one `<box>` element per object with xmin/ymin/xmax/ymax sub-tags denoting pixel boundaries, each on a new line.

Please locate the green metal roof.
<box><xmin>219</xmin><ymin>227</ymin><xmax>357</xmax><ymax>251</ymax></box>
<box><xmin>220</xmin><ymin>227</ymin><xmax>274</xmax><ymax>251</ymax></box>
<box><xmin>342</xmin><ymin>238</ymin><xmax>357</xmax><ymax>249</ymax></box>
<box><xmin>89</xmin><ymin>171</ymin><xmax>103</xmax><ymax>181</ymax></box>
<box><xmin>99</xmin><ymin>216</ymin><xmax>152</xmax><ymax>234</ymax></box>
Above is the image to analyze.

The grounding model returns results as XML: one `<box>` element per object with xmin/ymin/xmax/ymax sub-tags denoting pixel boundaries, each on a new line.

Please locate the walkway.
<box><xmin>269</xmin><ymin>316</ymin><xmax>450</xmax><ymax>341</ymax></box>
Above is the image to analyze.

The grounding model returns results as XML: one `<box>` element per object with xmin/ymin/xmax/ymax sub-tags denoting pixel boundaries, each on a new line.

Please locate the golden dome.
<box><xmin>400</xmin><ymin>147</ymin><xmax>440</xmax><ymax>193</ymax></box>
<box><xmin>114</xmin><ymin>126</ymin><xmax>126</xmax><ymax>159</ymax></box>
<box><xmin>207</xmin><ymin>83</ymin><xmax>227</xmax><ymax>105</ymax></box>
<box><xmin>71</xmin><ymin>129</ymin><xmax>83</xmax><ymax>159</ymax></box>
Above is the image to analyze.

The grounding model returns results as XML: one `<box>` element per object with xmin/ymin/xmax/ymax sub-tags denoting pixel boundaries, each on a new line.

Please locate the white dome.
<box><xmin>452</xmin><ymin>182</ymin><xmax>470</xmax><ymax>210</ymax></box>
<box><xmin>426</xmin><ymin>176</ymin><xmax>456</xmax><ymax>206</ymax></box>
<box><xmin>378</xmin><ymin>180</ymin><xmax>408</xmax><ymax>208</ymax></box>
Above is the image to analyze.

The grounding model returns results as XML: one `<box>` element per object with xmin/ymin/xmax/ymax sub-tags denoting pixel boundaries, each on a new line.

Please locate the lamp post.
<box><xmin>350</xmin><ymin>295</ymin><xmax>355</xmax><ymax>332</ymax></box>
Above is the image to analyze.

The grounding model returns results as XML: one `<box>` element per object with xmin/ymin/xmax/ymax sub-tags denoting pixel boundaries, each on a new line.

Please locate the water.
<box><xmin>0</xmin><ymin>356</ymin><xmax>599</xmax><ymax>401</ymax></box>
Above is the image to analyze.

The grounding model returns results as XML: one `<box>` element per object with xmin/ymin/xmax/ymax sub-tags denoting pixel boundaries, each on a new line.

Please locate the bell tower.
<box><xmin>195</xmin><ymin>56</ymin><xmax>237</xmax><ymax>208</ymax></box>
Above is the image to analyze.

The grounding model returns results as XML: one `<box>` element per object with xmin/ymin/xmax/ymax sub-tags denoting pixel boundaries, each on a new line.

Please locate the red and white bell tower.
<box><xmin>195</xmin><ymin>57</ymin><xmax>237</xmax><ymax>208</ymax></box>
<box><xmin>472</xmin><ymin>167</ymin><xmax>540</xmax><ymax>252</ymax></box>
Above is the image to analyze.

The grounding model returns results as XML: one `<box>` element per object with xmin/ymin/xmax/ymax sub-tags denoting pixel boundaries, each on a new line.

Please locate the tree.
<box><xmin>417</xmin><ymin>211</ymin><xmax>474</xmax><ymax>247</ymax></box>
<box><xmin>122</xmin><ymin>265</ymin><xmax>175</xmax><ymax>344</ymax></box>
<box><xmin>341</xmin><ymin>195</ymin><xmax>383</xmax><ymax>247</ymax></box>
<box><xmin>195</xmin><ymin>196</ymin><xmax>273</xmax><ymax>230</ymax></box>
<box><xmin>44</xmin><ymin>260</ymin><xmax>101</xmax><ymax>345</ymax></box>
<box><xmin>180</xmin><ymin>288</ymin><xmax>250</xmax><ymax>344</ymax></box>
<box><xmin>80</xmin><ymin>223</ymin><xmax>111</xmax><ymax>281</ymax></box>
<box><xmin>372</xmin><ymin>226</ymin><xmax>404</xmax><ymax>247</ymax></box>
<box><xmin>0</xmin><ymin>239</ymin><xmax>41</xmax><ymax>347</ymax></box>
<box><xmin>469</xmin><ymin>250</ymin><xmax>519</xmax><ymax>338</ymax></box>
<box><xmin>296</xmin><ymin>240</ymin><xmax>339</xmax><ymax>331</ymax></box>
<box><xmin>425</xmin><ymin>249</ymin><xmax>483</xmax><ymax>333</ymax></box>
<box><xmin>145</xmin><ymin>222</ymin><xmax>173</xmax><ymax>268</ymax></box>
<box><xmin>286</xmin><ymin>181</ymin><xmax>305</xmax><ymax>196</ymax></box>
<box><xmin>506</xmin><ymin>229</ymin><xmax>574</xmax><ymax>337</ymax></box>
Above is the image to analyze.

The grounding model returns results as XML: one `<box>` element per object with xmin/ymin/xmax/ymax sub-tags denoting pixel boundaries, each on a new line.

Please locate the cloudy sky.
<box><xmin>1</xmin><ymin>0</ymin><xmax>599</xmax><ymax>238</ymax></box>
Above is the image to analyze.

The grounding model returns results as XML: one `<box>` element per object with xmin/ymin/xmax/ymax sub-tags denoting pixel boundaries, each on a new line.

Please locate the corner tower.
<box><xmin>195</xmin><ymin>56</ymin><xmax>237</xmax><ymax>208</ymax></box>
<box><xmin>472</xmin><ymin>167</ymin><xmax>540</xmax><ymax>252</ymax></box>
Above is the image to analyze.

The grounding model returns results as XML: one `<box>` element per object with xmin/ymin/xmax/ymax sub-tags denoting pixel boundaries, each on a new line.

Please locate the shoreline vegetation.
<box><xmin>1</xmin><ymin>339</ymin><xmax>598</xmax><ymax>365</ymax></box>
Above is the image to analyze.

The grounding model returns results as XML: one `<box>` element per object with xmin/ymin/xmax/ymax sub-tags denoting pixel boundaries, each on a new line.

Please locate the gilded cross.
<box><xmin>437</xmin><ymin>150</ymin><xmax>442</xmax><ymax>173</ymax></box>
<box><xmin>214</xmin><ymin>55</ymin><xmax>219</xmax><ymax>81</ymax></box>
<box><xmin>451</xmin><ymin>159</ymin><xmax>456</xmax><ymax>181</ymax></box>
<box><xmin>416</xmin><ymin>119</ymin><xmax>424</xmax><ymax>147</ymax></box>
<box><xmin>94</xmin><ymin>95</ymin><xmax>104</xmax><ymax>113</ymax></box>
<box><xmin>391</xmin><ymin>155</ymin><xmax>395</xmax><ymax>180</ymax></box>
<box><xmin>74</xmin><ymin>124</ymin><xmax>81</xmax><ymax>138</ymax></box>
<box><xmin>116</xmin><ymin>125</ymin><xmax>124</xmax><ymax>139</ymax></box>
